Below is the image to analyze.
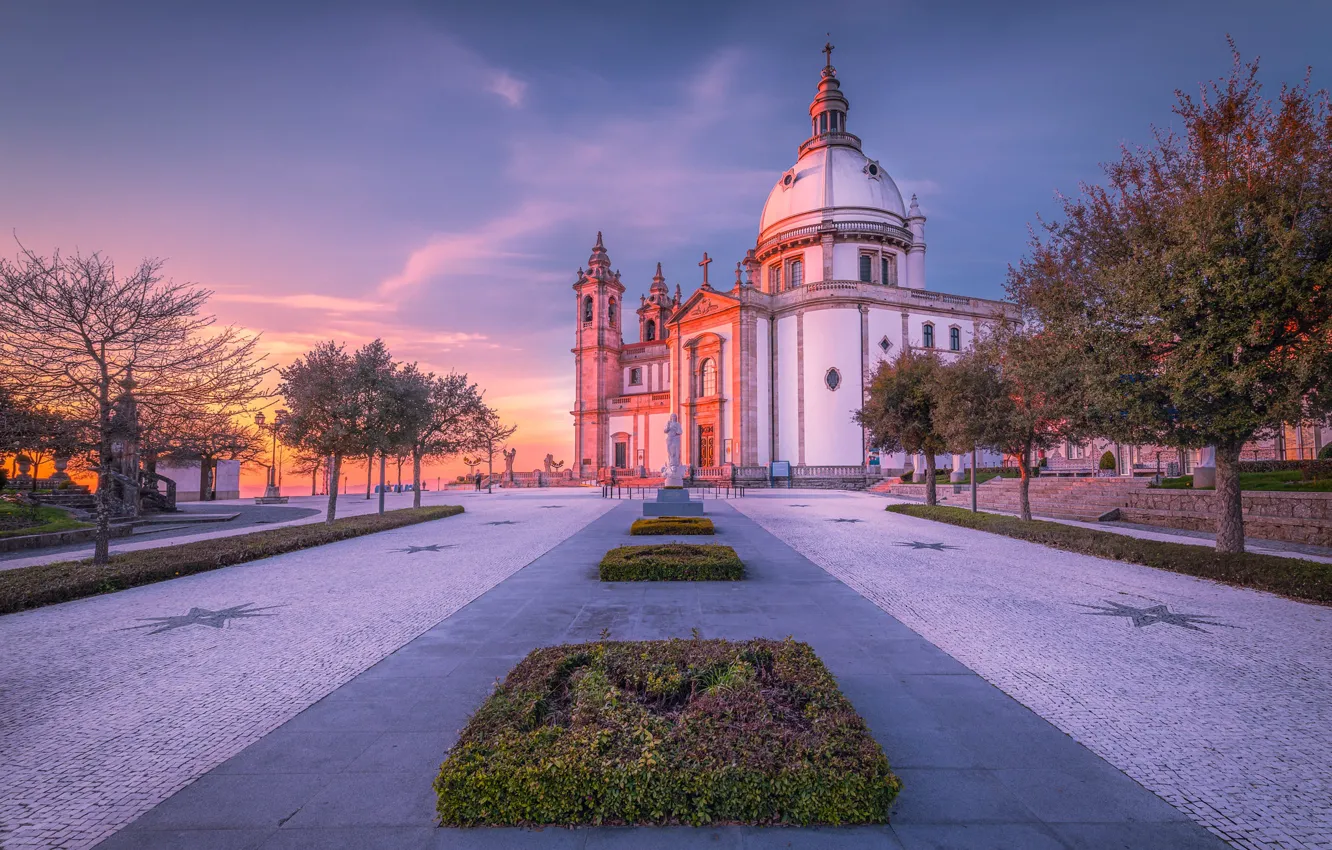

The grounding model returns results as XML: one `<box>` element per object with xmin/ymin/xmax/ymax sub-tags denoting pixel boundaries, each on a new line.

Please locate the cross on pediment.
<box><xmin>698</xmin><ymin>252</ymin><xmax>712</xmax><ymax>287</ymax></box>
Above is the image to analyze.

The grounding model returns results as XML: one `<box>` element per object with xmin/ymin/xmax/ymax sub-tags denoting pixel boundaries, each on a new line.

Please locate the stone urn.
<box><xmin>51</xmin><ymin>455</ymin><xmax>71</xmax><ymax>481</ymax></box>
<box><xmin>14</xmin><ymin>454</ymin><xmax>32</xmax><ymax>480</ymax></box>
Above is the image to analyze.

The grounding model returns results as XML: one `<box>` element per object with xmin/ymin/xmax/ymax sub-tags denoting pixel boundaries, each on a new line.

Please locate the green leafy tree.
<box><xmin>855</xmin><ymin>351</ymin><xmax>948</xmax><ymax>505</ymax></box>
<box><xmin>278</xmin><ymin>341</ymin><xmax>361</xmax><ymax>523</ymax></box>
<box><xmin>1009</xmin><ymin>45</ymin><xmax>1332</xmax><ymax>552</ymax></box>
<box><xmin>401</xmin><ymin>369</ymin><xmax>486</xmax><ymax>508</ymax></box>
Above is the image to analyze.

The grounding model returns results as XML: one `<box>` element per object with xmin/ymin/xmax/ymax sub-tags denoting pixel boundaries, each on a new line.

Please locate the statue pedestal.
<box><xmin>644</xmin><ymin>487</ymin><xmax>703</xmax><ymax>517</ymax></box>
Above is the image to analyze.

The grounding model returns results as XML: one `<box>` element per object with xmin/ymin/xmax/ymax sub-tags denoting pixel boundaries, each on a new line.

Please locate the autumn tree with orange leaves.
<box><xmin>1009</xmin><ymin>43</ymin><xmax>1332</xmax><ymax>553</ymax></box>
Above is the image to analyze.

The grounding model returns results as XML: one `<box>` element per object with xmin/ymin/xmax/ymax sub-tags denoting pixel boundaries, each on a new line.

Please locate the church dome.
<box><xmin>758</xmin><ymin>51</ymin><xmax>907</xmax><ymax>239</ymax></box>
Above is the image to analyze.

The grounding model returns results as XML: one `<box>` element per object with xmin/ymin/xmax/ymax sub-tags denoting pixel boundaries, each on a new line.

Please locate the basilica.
<box><xmin>571</xmin><ymin>50</ymin><xmax>1017</xmax><ymax>480</ymax></box>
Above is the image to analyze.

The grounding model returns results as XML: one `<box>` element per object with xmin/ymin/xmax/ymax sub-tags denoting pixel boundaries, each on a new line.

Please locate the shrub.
<box><xmin>599</xmin><ymin>544</ymin><xmax>743</xmax><ymax>581</ymax></box>
<box><xmin>0</xmin><ymin>505</ymin><xmax>464</xmax><ymax>615</ymax></box>
<box><xmin>434</xmin><ymin>637</ymin><xmax>900</xmax><ymax>826</ymax></box>
<box><xmin>630</xmin><ymin>516</ymin><xmax>715</xmax><ymax>536</ymax></box>
<box><xmin>899</xmin><ymin>471</ymin><xmax>913</xmax><ymax>483</ymax></box>
<box><xmin>1099</xmin><ymin>451</ymin><xmax>1117</xmax><ymax>471</ymax></box>
<box><xmin>0</xmin><ymin>468</ymin><xmax>7</xmax><ymax>490</ymax></box>
<box><xmin>1319</xmin><ymin>446</ymin><xmax>1332</xmax><ymax>460</ymax></box>
<box><xmin>886</xmin><ymin>503</ymin><xmax>1332</xmax><ymax>603</ymax></box>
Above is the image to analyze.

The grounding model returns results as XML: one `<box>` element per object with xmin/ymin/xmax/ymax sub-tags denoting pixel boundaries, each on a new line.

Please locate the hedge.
<box><xmin>887</xmin><ymin>504</ymin><xmax>1332</xmax><ymax>603</ymax></box>
<box><xmin>0</xmin><ymin>505</ymin><xmax>464</xmax><ymax>615</ymax></box>
<box><xmin>434</xmin><ymin>637</ymin><xmax>900</xmax><ymax>826</ymax></box>
<box><xmin>599</xmin><ymin>544</ymin><xmax>743</xmax><ymax>581</ymax></box>
<box><xmin>630</xmin><ymin>516</ymin><xmax>715</xmax><ymax>536</ymax></box>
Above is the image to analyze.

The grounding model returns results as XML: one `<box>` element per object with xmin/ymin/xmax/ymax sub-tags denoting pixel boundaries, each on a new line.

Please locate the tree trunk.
<box><xmin>1214</xmin><ymin>441</ymin><xmax>1246</xmax><ymax>553</ymax></box>
<box><xmin>365</xmin><ymin>455</ymin><xmax>372</xmax><ymax>499</ymax></box>
<box><xmin>311</xmin><ymin>467</ymin><xmax>317</xmax><ymax>496</ymax></box>
<box><xmin>326</xmin><ymin>453</ymin><xmax>342</xmax><ymax>523</ymax></box>
<box><xmin>487</xmin><ymin>444</ymin><xmax>494</xmax><ymax>494</ymax></box>
<box><xmin>377</xmin><ymin>452</ymin><xmax>387</xmax><ymax>515</ymax></box>
<box><xmin>1018</xmin><ymin>444</ymin><xmax>1032</xmax><ymax>522</ymax></box>
<box><xmin>412</xmin><ymin>449</ymin><xmax>422</xmax><ymax>508</ymax></box>
<box><xmin>94</xmin><ymin>404</ymin><xmax>112</xmax><ymax>565</ymax></box>
<box><xmin>924</xmin><ymin>449</ymin><xmax>937</xmax><ymax>506</ymax></box>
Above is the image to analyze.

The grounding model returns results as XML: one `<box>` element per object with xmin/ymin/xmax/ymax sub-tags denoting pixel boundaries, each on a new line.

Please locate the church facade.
<box><xmin>572</xmin><ymin>51</ymin><xmax>1017</xmax><ymax>480</ymax></box>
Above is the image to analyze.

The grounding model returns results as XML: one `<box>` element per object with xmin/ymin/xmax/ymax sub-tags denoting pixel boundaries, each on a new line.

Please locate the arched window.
<box><xmin>645</xmin><ymin>319</ymin><xmax>656</xmax><ymax>341</ymax></box>
<box><xmin>922</xmin><ymin>323</ymin><xmax>935</xmax><ymax>348</ymax></box>
<box><xmin>700</xmin><ymin>358</ymin><xmax>717</xmax><ymax>397</ymax></box>
<box><xmin>788</xmin><ymin>258</ymin><xmax>803</xmax><ymax>288</ymax></box>
<box><xmin>608</xmin><ymin>297</ymin><xmax>617</xmax><ymax>326</ymax></box>
<box><xmin>949</xmin><ymin>327</ymin><xmax>961</xmax><ymax>351</ymax></box>
<box><xmin>768</xmin><ymin>264</ymin><xmax>780</xmax><ymax>291</ymax></box>
<box><xmin>859</xmin><ymin>254</ymin><xmax>872</xmax><ymax>282</ymax></box>
<box><xmin>582</xmin><ymin>295</ymin><xmax>593</xmax><ymax>324</ymax></box>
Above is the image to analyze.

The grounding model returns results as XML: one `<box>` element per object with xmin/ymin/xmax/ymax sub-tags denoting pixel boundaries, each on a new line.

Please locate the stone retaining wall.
<box><xmin>0</xmin><ymin>523</ymin><xmax>133</xmax><ymax>554</ymax></box>
<box><xmin>1122</xmin><ymin>490</ymin><xmax>1332</xmax><ymax>547</ymax></box>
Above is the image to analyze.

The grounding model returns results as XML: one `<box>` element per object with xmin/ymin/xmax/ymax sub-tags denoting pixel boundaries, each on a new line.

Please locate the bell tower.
<box><xmin>571</xmin><ymin>232</ymin><xmax>625</xmax><ymax>477</ymax></box>
<box><xmin>636</xmin><ymin>262</ymin><xmax>673</xmax><ymax>343</ymax></box>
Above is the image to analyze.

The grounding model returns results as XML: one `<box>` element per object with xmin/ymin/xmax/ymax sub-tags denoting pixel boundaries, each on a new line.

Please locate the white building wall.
<box><xmin>776</xmin><ymin>315</ymin><xmax>799</xmax><ymax>462</ymax></box>
<box><xmin>831</xmin><ymin>242</ymin><xmax>862</xmax><ymax>280</ymax></box>
<box><xmin>867</xmin><ymin>306</ymin><xmax>903</xmax><ymax>368</ymax></box>
<box><xmin>215</xmin><ymin>460</ymin><xmax>240</xmax><ymax>499</ymax></box>
<box><xmin>801</xmin><ymin>308</ymin><xmax>864</xmax><ymax>466</ymax></box>
<box><xmin>755</xmin><ymin>320</ymin><xmax>771</xmax><ymax>465</ymax></box>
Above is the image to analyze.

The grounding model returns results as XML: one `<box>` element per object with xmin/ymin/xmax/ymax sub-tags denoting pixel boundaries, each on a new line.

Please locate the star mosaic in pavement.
<box><xmin>895</xmin><ymin>541</ymin><xmax>962</xmax><ymax>551</ymax></box>
<box><xmin>789</xmin><ymin>504</ymin><xmax>810</xmax><ymax>508</ymax></box>
<box><xmin>1078</xmin><ymin>601</ymin><xmax>1227</xmax><ymax>632</ymax></box>
<box><xmin>538</xmin><ymin>505</ymin><xmax>564</xmax><ymax>509</ymax></box>
<box><xmin>828</xmin><ymin>518</ymin><xmax>863</xmax><ymax>523</ymax></box>
<box><xmin>122</xmin><ymin>603</ymin><xmax>280</xmax><ymax>635</ymax></box>
<box><xmin>486</xmin><ymin>520</ymin><xmax>520</xmax><ymax>526</ymax></box>
<box><xmin>390</xmin><ymin>543</ymin><xmax>456</xmax><ymax>554</ymax></box>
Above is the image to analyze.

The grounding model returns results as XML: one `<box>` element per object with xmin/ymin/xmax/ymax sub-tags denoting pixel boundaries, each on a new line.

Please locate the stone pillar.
<box><xmin>1193</xmin><ymin>446</ymin><xmax>1217</xmax><ymax>488</ymax></box>
<box><xmin>950</xmin><ymin>453</ymin><xmax>964</xmax><ymax>483</ymax></box>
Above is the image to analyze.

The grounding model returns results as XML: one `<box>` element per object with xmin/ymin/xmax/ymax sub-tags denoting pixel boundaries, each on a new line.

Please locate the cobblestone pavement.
<box><xmin>0</xmin><ymin>490</ymin><xmax>616</xmax><ymax>850</ymax></box>
<box><xmin>734</xmin><ymin>490</ymin><xmax>1332</xmax><ymax>850</ymax></box>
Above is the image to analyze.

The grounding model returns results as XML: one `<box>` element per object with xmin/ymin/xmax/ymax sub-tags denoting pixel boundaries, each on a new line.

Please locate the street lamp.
<box><xmin>255</xmin><ymin>409</ymin><xmax>287</xmax><ymax>498</ymax></box>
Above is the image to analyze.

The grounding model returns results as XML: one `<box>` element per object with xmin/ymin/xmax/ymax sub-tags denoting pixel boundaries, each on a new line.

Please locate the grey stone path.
<box><xmin>98</xmin><ymin>500</ymin><xmax>1224</xmax><ymax>850</ymax></box>
<box><xmin>737</xmin><ymin>491</ymin><xmax>1332</xmax><ymax>850</ymax></box>
<box><xmin>0</xmin><ymin>491</ymin><xmax>615</xmax><ymax>850</ymax></box>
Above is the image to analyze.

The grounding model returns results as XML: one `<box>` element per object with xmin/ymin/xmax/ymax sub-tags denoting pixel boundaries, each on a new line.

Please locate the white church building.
<box><xmin>572</xmin><ymin>48</ymin><xmax>1017</xmax><ymax>483</ymax></box>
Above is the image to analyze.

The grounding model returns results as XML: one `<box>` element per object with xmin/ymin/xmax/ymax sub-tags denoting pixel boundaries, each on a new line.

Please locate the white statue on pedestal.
<box><xmin>663</xmin><ymin>413</ymin><xmax>684</xmax><ymax>487</ymax></box>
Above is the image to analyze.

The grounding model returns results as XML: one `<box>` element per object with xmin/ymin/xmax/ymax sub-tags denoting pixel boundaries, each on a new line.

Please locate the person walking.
<box><xmin>473</xmin><ymin>471</ymin><xmax>482</xmax><ymax>491</ymax></box>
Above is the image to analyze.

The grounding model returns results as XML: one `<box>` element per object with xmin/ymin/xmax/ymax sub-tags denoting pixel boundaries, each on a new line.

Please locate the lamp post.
<box><xmin>255</xmin><ymin>409</ymin><xmax>287</xmax><ymax>499</ymax></box>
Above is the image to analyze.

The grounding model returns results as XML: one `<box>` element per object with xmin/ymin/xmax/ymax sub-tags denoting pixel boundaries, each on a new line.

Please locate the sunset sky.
<box><xmin>3</xmin><ymin>0</ymin><xmax>1328</xmax><ymax>493</ymax></box>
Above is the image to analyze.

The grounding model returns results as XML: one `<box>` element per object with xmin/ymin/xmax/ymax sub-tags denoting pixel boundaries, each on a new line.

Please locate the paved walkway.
<box><xmin>0</xmin><ymin>490</ymin><xmax>616</xmax><ymax>850</ymax></box>
<box><xmin>96</xmin><ymin>500</ymin><xmax>1223</xmax><ymax>849</ymax></box>
<box><xmin>0</xmin><ymin>490</ymin><xmax>481</xmax><ymax>570</ymax></box>
<box><xmin>735</xmin><ymin>491</ymin><xmax>1332</xmax><ymax>850</ymax></box>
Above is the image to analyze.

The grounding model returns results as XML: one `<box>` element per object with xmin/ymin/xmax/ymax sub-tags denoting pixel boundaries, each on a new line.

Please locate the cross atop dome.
<box><xmin>823</xmin><ymin>40</ymin><xmax>834</xmax><ymax>70</ymax></box>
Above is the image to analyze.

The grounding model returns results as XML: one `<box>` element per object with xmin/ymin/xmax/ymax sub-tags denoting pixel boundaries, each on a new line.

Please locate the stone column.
<box><xmin>950</xmin><ymin>453</ymin><xmax>964</xmax><ymax>483</ymax></box>
<box><xmin>1193</xmin><ymin>445</ymin><xmax>1217</xmax><ymax>488</ymax></box>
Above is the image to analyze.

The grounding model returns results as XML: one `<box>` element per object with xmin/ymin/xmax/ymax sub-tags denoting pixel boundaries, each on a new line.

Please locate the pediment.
<box><xmin>672</xmin><ymin>288</ymin><xmax>740</xmax><ymax>324</ymax></box>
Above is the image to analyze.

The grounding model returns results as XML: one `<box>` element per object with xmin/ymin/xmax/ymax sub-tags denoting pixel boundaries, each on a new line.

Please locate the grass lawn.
<box><xmin>1154</xmin><ymin>471</ymin><xmax>1332</xmax><ymax>492</ymax></box>
<box><xmin>0</xmin><ymin>502</ymin><xmax>90</xmax><ymax>539</ymax></box>
<box><xmin>600</xmin><ymin>543</ymin><xmax>744</xmax><ymax>581</ymax></box>
<box><xmin>435</xmin><ymin>637</ymin><xmax>900</xmax><ymax>826</ymax></box>
<box><xmin>630</xmin><ymin>516</ymin><xmax>715</xmax><ymax>535</ymax></box>
<box><xmin>887</xmin><ymin>504</ymin><xmax>1332</xmax><ymax>603</ymax></box>
<box><xmin>0</xmin><ymin>505</ymin><xmax>464</xmax><ymax>615</ymax></box>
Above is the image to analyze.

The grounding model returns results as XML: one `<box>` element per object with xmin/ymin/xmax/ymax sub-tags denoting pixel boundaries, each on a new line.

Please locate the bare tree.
<box><xmin>159</xmin><ymin>413</ymin><xmax>266</xmax><ymax>500</ymax></box>
<box><xmin>0</xmin><ymin>247</ymin><xmax>268</xmax><ymax>562</ymax></box>
<box><xmin>470</xmin><ymin>407</ymin><xmax>517</xmax><ymax>494</ymax></box>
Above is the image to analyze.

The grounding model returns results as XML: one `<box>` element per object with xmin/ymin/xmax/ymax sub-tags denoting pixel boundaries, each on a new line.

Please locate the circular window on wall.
<box><xmin>825</xmin><ymin>367</ymin><xmax>842</xmax><ymax>391</ymax></box>
<box><xmin>783</xmin><ymin>172</ymin><xmax>795</xmax><ymax>187</ymax></box>
<box><xmin>867</xmin><ymin>164</ymin><xmax>878</xmax><ymax>176</ymax></box>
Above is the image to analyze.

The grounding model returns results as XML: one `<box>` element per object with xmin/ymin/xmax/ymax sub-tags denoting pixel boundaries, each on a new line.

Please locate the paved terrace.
<box><xmin>3</xmin><ymin>490</ymin><xmax>1325</xmax><ymax>849</ymax></box>
<box><xmin>93</xmin><ymin>497</ymin><xmax>1226</xmax><ymax>849</ymax></box>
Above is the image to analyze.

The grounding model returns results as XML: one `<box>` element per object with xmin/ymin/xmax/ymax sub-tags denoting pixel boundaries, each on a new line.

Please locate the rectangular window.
<box><xmin>949</xmin><ymin>327</ymin><xmax>961</xmax><ymax>351</ymax></box>
<box><xmin>629</xmin><ymin>367</ymin><xmax>642</xmax><ymax>385</ymax></box>
<box><xmin>614</xmin><ymin>441</ymin><xmax>628</xmax><ymax>469</ymax></box>
<box><xmin>923</xmin><ymin>324</ymin><xmax>935</xmax><ymax>348</ymax></box>
<box><xmin>788</xmin><ymin>258</ymin><xmax>803</xmax><ymax>288</ymax></box>
<box><xmin>859</xmin><ymin>254</ymin><xmax>872</xmax><ymax>282</ymax></box>
<box><xmin>768</xmin><ymin>264</ymin><xmax>780</xmax><ymax>291</ymax></box>
<box><xmin>882</xmin><ymin>256</ymin><xmax>898</xmax><ymax>286</ymax></box>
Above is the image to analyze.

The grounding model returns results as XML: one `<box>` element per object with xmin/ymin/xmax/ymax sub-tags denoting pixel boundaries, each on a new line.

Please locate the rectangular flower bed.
<box><xmin>630</xmin><ymin>516</ymin><xmax>716</xmax><ymax>536</ymax></box>
<box><xmin>434</xmin><ymin>637</ymin><xmax>899</xmax><ymax>826</ymax></box>
<box><xmin>599</xmin><ymin>543</ymin><xmax>743</xmax><ymax>581</ymax></box>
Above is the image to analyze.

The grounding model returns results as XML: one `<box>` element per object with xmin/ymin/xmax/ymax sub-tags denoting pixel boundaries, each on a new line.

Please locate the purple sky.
<box><xmin>2</xmin><ymin>0</ymin><xmax>1329</xmax><ymax>472</ymax></box>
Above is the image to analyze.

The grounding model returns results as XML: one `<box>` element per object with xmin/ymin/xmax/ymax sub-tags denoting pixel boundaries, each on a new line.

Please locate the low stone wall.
<box><xmin>1122</xmin><ymin>490</ymin><xmax>1332</xmax><ymax>547</ymax></box>
<box><xmin>0</xmin><ymin>523</ymin><xmax>133</xmax><ymax>554</ymax></box>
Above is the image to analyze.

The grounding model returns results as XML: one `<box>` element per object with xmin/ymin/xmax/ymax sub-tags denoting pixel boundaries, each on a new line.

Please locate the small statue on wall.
<box><xmin>502</xmin><ymin>447</ymin><xmax>517</xmax><ymax>482</ymax></box>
